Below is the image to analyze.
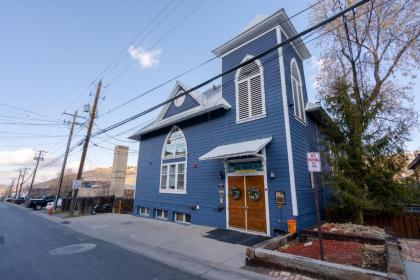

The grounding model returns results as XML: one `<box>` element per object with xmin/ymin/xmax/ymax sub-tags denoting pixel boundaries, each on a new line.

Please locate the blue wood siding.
<box><xmin>133</xmin><ymin>27</ymin><xmax>323</xmax><ymax>235</ymax></box>
<box><xmin>281</xmin><ymin>31</ymin><xmax>324</xmax><ymax>230</ymax></box>
<box><xmin>164</xmin><ymin>92</ymin><xmax>200</xmax><ymax>119</ymax></box>
<box><xmin>220</xmin><ymin>29</ymin><xmax>294</xmax><ymax>234</ymax></box>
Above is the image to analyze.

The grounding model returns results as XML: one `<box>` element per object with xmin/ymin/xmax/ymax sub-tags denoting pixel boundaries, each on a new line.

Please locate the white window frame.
<box><xmin>155</xmin><ymin>209</ymin><xmax>168</xmax><ymax>220</ymax></box>
<box><xmin>160</xmin><ymin>126</ymin><xmax>188</xmax><ymax>194</ymax></box>
<box><xmin>290</xmin><ymin>59</ymin><xmax>306</xmax><ymax>123</ymax></box>
<box><xmin>174</xmin><ymin>212</ymin><xmax>191</xmax><ymax>224</ymax></box>
<box><xmin>139</xmin><ymin>206</ymin><xmax>149</xmax><ymax>216</ymax></box>
<box><xmin>159</xmin><ymin>161</ymin><xmax>187</xmax><ymax>194</ymax></box>
<box><xmin>161</xmin><ymin>126</ymin><xmax>188</xmax><ymax>159</ymax></box>
<box><xmin>235</xmin><ymin>55</ymin><xmax>266</xmax><ymax>124</ymax></box>
<box><xmin>174</xmin><ymin>90</ymin><xmax>185</xmax><ymax>107</ymax></box>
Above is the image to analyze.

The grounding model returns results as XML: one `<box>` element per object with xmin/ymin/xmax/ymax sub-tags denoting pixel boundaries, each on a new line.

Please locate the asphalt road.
<box><xmin>0</xmin><ymin>203</ymin><xmax>199</xmax><ymax>280</ymax></box>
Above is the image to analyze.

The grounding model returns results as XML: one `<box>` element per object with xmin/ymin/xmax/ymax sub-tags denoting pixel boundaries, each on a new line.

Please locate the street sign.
<box><xmin>307</xmin><ymin>152</ymin><xmax>321</xmax><ymax>172</ymax></box>
<box><xmin>307</xmin><ymin>151</ymin><xmax>324</xmax><ymax>260</ymax></box>
<box><xmin>81</xmin><ymin>181</ymin><xmax>93</xmax><ymax>188</ymax></box>
<box><xmin>72</xmin><ymin>180</ymin><xmax>82</xmax><ymax>189</ymax></box>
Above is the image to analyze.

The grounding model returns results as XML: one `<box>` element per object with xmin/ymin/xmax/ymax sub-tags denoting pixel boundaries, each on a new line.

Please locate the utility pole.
<box><xmin>69</xmin><ymin>80</ymin><xmax>102</xmax><ymax>216</ymax></box>
<box><xmin>13</xmin><ymin>170</ymin><xmax>23</xmax><ymax>199</ymax></box>
<box><xmin>7</xmin><ymin>178</ymin><xmax>16</xmax><ymax>199</ymax></box>
<box><xmin>54</xmin><ymin>110</ymin><xmax>84</xmax><ymax>210</ymax></box>
<box><xmin>17</xmin><ymin>167</ymin><xmax>30</xmax><ymax>198</ymax></box>
<box><xmin>27</xmin><ymin>150</ymin><xmax>47</xmax><ymax>200</ymax></box>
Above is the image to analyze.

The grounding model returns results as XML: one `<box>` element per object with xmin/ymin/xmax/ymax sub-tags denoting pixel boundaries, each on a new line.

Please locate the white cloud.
<box><xmin>128</xmin><ymin>46</ymin><xmax>161</xmax><ymax>68</ymax></box>
<box><xmin>0</xmin><ymin>149</ymin><xmax>35</xmax><ymax>166</ymax></box>
<box><xmin>0</xmin><ymin>149</ymin><xmax>98</xmax><ymax>185</ymax></box>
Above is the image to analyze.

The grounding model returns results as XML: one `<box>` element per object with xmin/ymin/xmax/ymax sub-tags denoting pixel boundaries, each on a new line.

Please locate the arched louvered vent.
<box><xmin>235</xmin><ymin>58</ymin><xmax>265</xmax><ymax>122</ymax></box>
<box><xmin>291</xmin><ymin>60</ymin><xmax>305</xmax><ymax>122</ymax></box>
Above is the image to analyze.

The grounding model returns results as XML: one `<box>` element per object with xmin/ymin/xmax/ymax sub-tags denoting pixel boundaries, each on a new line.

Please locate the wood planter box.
<box><xmin>301</xmin><ymin>228</ymin><xmax>385</xmax><ymax>245</ymax></box>
<box><xmin>246</xmin><ymin>233</ymin><xmax>406</xmax><ymax>280</ymax></box>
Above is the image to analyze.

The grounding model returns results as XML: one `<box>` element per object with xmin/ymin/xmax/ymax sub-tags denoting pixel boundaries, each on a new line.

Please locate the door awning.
<box><xmin>199</xmin><ymin>137</ymin><xmax>272</xmax><ymax>161</ymax></box>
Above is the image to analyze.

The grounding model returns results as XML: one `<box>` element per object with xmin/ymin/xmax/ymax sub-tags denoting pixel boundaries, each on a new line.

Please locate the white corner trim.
<box><xmin>262</xmin><ymin>148</ymin><xmax>271</xmax><ymax>236</ymax></box>
<box><xmin>223</xmin><ymin>160</ymin><xmax>229</xmax><ymax>230</ymax></box>
<box><xmin>276</xmin><ymin>26</ymin><xmax>298</xmax><ymax>216</ymax></box>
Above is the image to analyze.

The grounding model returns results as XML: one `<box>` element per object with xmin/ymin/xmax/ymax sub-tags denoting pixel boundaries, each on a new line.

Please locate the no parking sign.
<box><xmin>307</xmin><ymin>152</ymin><xmax>321</xmax><ymax>173</ymax></box>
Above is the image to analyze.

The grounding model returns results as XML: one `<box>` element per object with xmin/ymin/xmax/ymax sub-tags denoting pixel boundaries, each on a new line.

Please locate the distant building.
<box><xmin>129</xmin><ymin>9</ymin><xmax>329</xmax><ymax>236</ymax></box>
<box><xmin>408</xmin><ymin>153</ymin><xmax>420</xmax><ymax>185</ymax></box>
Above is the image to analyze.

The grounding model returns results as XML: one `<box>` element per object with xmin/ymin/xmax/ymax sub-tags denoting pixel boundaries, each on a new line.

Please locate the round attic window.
<box><xmin>174</xmin><ymin>91</ymin><xmax>185</xmax><ymax>107</ymax></box>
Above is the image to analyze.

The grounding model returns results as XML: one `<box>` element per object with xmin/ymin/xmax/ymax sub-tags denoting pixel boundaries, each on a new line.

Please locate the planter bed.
<box><xmin>246</xmin><ymin>224</ymin><xmax>406</xmax><ymax>280</ymax></box>
<box><xmin>278</xmin><ymin>238</ymin><xmax>386</xmax><ymax>272</ymax></box>
<box><xmin>302</xmin><ymin>223</ymin><xmax>386</xmax><ymax>245</ymax></box>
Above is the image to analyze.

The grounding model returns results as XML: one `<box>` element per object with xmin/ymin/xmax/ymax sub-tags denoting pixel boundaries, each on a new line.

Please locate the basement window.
<box><xmin>155</xmin><ymin>209</ymin><xmax>168</xmax><ymax>220</ymax></box>
<box><xmin>174</xmin><ymin>212</ymin><xmax>191</xmax><ymax>224</ymax></box>
<box><xmin>139</xmin><ymin>207</ymin><xmax>149</xmax><ymax>216</ymax></box>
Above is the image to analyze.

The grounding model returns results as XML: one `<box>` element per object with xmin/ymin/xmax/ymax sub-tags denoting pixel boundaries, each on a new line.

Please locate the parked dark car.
<box><xmin>29</xmin><ymin>195</ymin><xmax>56</xmax><ymax>210</ymax></box>
<box><xmin>15</xmin><ymin>196</ymin><xmax>26</xmax><ymax>205</ymax></box>
<box><xmin>90</xmin><ymin>203</ymin><xmax>112</xmax><ymax>215</ymax></box>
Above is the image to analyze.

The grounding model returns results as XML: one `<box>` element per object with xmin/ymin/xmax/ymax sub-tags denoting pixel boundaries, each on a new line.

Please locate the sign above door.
<box><xmin>229</xmin><ymin>161</ymin><xmax>263</xmax><ymax>173</ymax></box>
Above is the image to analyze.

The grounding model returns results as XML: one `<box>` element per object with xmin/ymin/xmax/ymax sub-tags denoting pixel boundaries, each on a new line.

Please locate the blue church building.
<box><xmin>129</xmin><ymin>9</ymin><xmax>328</xmax><ymax>236</ymax></box>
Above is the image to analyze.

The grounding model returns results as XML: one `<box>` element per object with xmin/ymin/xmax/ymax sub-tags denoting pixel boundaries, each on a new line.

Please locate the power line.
<box><xmin>0</xmin><ymin>122</ymin><xmax>65</xmax><ymax>126</ymax></box>
<box><xmin>105</xmin><ymin>0</ymin><xmax>207</xmax><ymax>85</ymax></box>
<box><xmin>0</xmin><ymin>131</ymin><xmax>68</xmax><ymax>137</ymax></box>
<box><xmin>37</xmin><ymin>4</ymin><xmax>343</xmax><ymax>169</ymax></box>
<box><xmin>92</xmin><ymin>140</ymin><xmax>139</xmax><ymax>154</ymax></box>
<box><xmin>99</xmin><ymin>0</ymin><xmax>183</xmax><ymax>80</ymax></box>
<box><xmin>0</xmin><ymin>114</ymin><xmax>62</xmax><ymax>123</ymax></box>
<box><xmin>39</xmin><ymin>0</ymin><xmax>380</xmax><ymax>174</ymax></box>
<box><xmin>63</xmin><ymin>1</ymin><xmax>181</xmax><ymax>114</ymax></box>
<box><xmin>98</xmin><ymin>0</ymin><xmax>327</xmax><ymax>118</ymax></box>
<box><xmin>90</xmin><ymin>0</ymin><xmax>378</xmax><ymax>140</ymax></box>
<box><xmin>0</xmin><ymin>102</ymin><xmax>61</xmax><ymax>121</ymax></box>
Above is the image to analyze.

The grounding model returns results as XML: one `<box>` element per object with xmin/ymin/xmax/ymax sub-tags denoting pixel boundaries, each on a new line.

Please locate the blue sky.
<box><xmin>0</xmin><ymin>0</ymin><xmax>419</xmax><ymax>185</ymax></box>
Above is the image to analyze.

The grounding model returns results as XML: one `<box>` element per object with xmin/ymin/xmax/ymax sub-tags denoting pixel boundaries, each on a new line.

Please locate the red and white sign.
<box><xmin>307</xmin><ymin>152</ymin><xmax>321</xmax><ymax>172</ymax></box>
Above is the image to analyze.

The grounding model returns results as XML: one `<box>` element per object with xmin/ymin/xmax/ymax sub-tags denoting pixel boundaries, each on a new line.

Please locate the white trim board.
<box><xmin>276</xmin><ymin>25</ymin><xmax>298</xmax><ymax>216</ymax></box>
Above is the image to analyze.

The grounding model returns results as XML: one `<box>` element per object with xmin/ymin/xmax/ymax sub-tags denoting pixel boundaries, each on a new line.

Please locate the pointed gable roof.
<box><xmin>129</xmin><ymin>83</ymin><xmax>231</xmax><ymax>140</ymax></box>
<box><xmin>213</xmin><ymin>9</ymin><xmax>310</xmax><ymax>60</ymax></box>
<box><xmin>156</xmin><ymin>81</ymin><xmax>204</xmax><ymax>122</ymax></box>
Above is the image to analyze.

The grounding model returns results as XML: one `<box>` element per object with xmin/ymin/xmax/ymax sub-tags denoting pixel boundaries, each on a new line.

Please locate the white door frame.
<box><xmin>224</xmin><ymin>148</ymin><xmax>270</xmax><ymax>236</ymax></box>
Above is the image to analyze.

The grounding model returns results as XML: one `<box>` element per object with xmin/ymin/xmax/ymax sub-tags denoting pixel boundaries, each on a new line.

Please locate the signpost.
<box><xmin>307</xmin><ymin>152</ymin><xmax>324</xmax><ymax>260</ymax></box>
<box><xmin>72</xmin><ymin>180</ymin><xmax>94</xmax><ymax>189</ymax></box>
<box><xmin>72</xmin><ymin>180</ymin><xmax>82</xmax><ymax>190</ymax></box>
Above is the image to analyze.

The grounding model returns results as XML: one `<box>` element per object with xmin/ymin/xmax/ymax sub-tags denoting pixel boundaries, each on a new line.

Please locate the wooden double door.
<box><xmin>228</xmin><ymin>175</ymin><xmax>266</xmax><ymax>234</ymax></box>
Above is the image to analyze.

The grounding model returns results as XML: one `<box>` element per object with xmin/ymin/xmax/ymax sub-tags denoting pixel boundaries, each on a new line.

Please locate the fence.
<box><xmin>325</xmin><ymin>208</ymin><xmax>420</xmax><ymax>239</ymax></box>
<box><xmin>113</xmin><ymin>198</ymin><xmax>134</xmax><ymax>214</ymax></box>
<box><xmin>364</xmin><ymin>212</ymin><xmax>420</xmax><ymax>239</ymax></box>
<box><xmin>61</xmin><ymin>196</ymin><xmax>115</xmax><ymax>215</ymax></box>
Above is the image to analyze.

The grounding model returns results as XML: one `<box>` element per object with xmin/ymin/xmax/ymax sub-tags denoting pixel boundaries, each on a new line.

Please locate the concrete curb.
<box><xmin>250</xmin><ymin>248</ymin><xmax>388</xmax><ymax>280</ymax></box>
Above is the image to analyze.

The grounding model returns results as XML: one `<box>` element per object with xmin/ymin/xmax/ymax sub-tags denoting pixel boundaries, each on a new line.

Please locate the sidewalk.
<box><xmin>399</xmin><ymin>239</ymin><xmax>420</xmax><ymax>280</ymax></box>
<box><xmin>21</xmin><ymin>205</ymin><xmax>314</xmax><ymax>280</ymax></box>
<box><xmin>59</xmin><ymin>213</ymin><xmax>247</xmax><ymax>268</ymax></box>
<box><xmin>26</xmin><ymin>208</ymin><xmax>272</xmax><ymax>280</ymax></box>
